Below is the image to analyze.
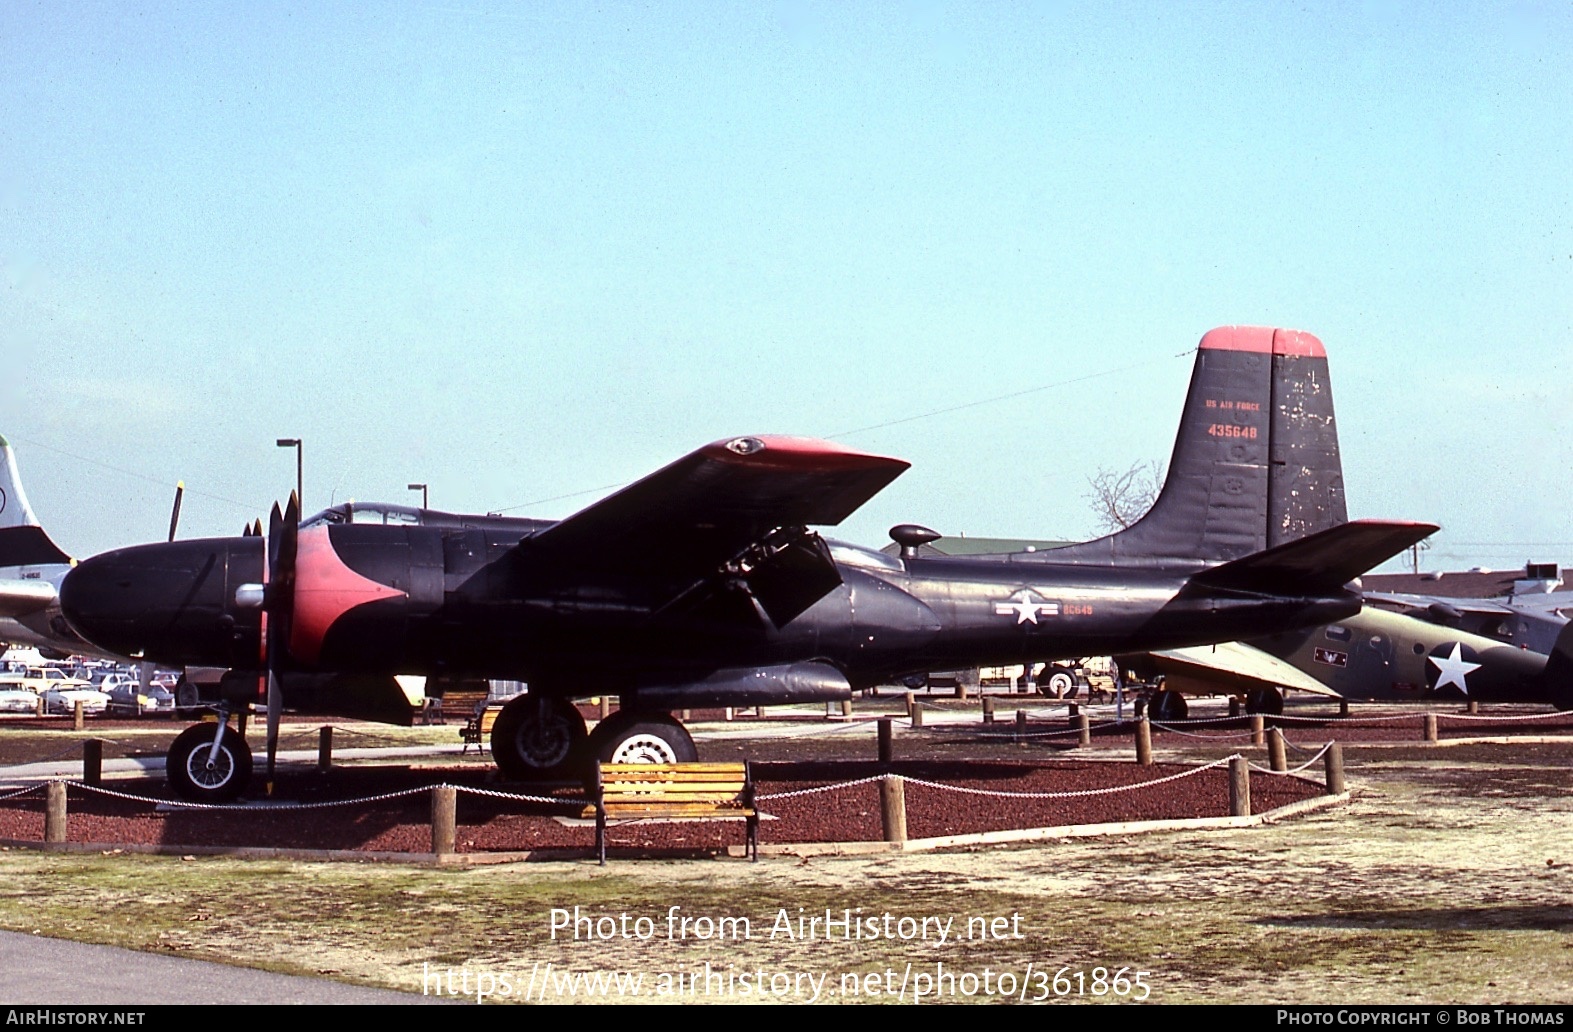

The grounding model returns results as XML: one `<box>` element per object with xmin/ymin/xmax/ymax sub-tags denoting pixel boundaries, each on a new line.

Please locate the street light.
<box><xmin>408</xmin><ymin>483</ymin><xmax>428</xmax><ymax>509</ymax></box>
<box><xmin>276</xmin><ymin>438</ymin><xmax>302</xmax><ymax>508</ymax></box>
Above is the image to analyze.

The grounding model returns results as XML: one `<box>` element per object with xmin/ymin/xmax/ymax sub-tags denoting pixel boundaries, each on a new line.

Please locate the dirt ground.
<box><xmin>0</xmin><ymin>706</ymin><xmax>1568</xmax><ymax>1005</ymax></box>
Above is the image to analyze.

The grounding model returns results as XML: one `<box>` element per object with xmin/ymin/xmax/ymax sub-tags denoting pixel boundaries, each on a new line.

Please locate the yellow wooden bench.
<box><xmin>587</xmin><ymin>761</ymin><xmax>758</xmax><ymax>863</ymax></box>
<box><xmin>460</xmin><ymin>702</ymin><xmax>505</xmax><ymax>753</ymax></box>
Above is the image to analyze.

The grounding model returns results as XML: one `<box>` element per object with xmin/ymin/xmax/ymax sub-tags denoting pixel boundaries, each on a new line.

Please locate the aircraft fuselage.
<box><xmin>58</xmin><ymin>523</ymin><xmax>1360</xmax><ymax>703</ymax></box>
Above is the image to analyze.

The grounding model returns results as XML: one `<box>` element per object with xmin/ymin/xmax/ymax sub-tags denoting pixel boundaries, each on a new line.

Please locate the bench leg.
<box><xmin>596</xmin><ymin>807</ymin><xmax>606</xmax><ymax>866</ymax></box>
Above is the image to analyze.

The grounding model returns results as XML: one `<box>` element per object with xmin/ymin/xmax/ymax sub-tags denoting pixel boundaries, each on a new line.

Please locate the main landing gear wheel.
<box><xmin>587</xmin><ymin>710</ymin><xmax>698</xmax><ymax>765</ymax></box>
<box><xmin>1148</xmin><ymin>689</ymin><xmax>1189</xmax><ymax>722</ymax></box>
<box><xmin>1245</xmin><ymin>687</ymin><xmax>1284</xmax><ymax>716</ymax></box>
<box><xmin>1037</xmin><ymin>666</ymin><xmax>1078</xmax><ymax>699</ymax></box>
<box><xmin>167</xmin><ymin>723</ymin><xmax>252</xmax><ymax>803</ymax></box>
<box><xmin>491</xmin><ymin>694</ymin><xmax>588</xmax><ymax>781</ymax></box>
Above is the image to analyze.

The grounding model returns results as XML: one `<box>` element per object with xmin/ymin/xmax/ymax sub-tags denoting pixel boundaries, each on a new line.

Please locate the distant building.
<box><xmin>1364</xmin><ymin>561</ymin><xmax>1568</xmax><ymax>600</ymax></box>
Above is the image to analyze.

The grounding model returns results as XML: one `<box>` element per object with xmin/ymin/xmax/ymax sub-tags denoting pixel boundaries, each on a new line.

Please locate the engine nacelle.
<box><xmin>625</xmin><ymin>661</ymin><xmax>851</xmax><ymax>708</ymax></box>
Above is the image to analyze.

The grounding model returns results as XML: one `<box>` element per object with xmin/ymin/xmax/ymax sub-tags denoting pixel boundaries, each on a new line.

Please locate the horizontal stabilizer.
<box><xmin>0</xmin><ymin>525</ymin><xmax>72</xmax><ymax>568</ymax></box>
<box><xmin>1144</xmin><ymin>641</ymin><xmax>1342</xmax><ymax>697</ymax></box>
<box><xmin>1189</xmin><ymin>519</ymin><xmax>1439</xmax><ymax>595</ymax></box>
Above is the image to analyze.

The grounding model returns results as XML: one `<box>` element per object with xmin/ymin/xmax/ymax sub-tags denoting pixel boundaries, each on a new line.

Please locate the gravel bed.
<box><xmin>0</xmin><ymin>756</ymin><xmax>1323</xmax><ymax>856</ymax></box>
<box><xmin>0</xmin><ymin>702</ymin><xmax>1564</xmax><ymax>857</ymax></box>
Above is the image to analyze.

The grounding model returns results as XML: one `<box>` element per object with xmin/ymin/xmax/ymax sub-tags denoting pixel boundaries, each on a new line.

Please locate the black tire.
<box><xmin>173</xmin><ymin>676</ymin><xmax>209</xmax><ymax>719</ymax></box>
<box><xmin>1245</xmin><ymin>687</ymin><xmax>1284</xmax><ymax>716</ymax></box>
<box><xmin>490</xmin><ymin>694</ymin><xmax>588</xmax><ymax>781</ymax></box>
<box><xmin>167</xmin><ymin>722</ymin><xmax>252</xmax><ymax>803</ymax></box>
<box><xmin>1039</xmin><ymin>667</ymin><xmax>1078</xmax><ymax>698</ymax></box>
<box><xmin>1148</xmin><ymin>689</ymin><xmax>1189</xmax><ymax>722</ymax></box>
<box><xmin>587</xmin><ymin>710</ymin><xmax>697</xmax><ymax>765</ymax></box>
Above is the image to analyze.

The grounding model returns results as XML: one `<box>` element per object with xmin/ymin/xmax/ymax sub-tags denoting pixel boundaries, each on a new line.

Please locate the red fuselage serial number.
<box><xmin>1206</xmin><ymin>424</ymin><xmax>1258</xmax><ymax>439</ymax></box>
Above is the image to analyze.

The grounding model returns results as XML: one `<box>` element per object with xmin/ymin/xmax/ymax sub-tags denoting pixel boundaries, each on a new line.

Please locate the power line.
<box><xmin>7</xmin><ymin>434</ymin><xmax>263</xmax><ymax>515</ymax></box>
<box><xmin>826</xmin><ymin>349</ymin><xmax>1196</xmax><ymax>440</ymax></box>
<box><xmin>495</xmin><ymin>347</ymin><xmax>1198</xmax><ymax>515</ymax></box>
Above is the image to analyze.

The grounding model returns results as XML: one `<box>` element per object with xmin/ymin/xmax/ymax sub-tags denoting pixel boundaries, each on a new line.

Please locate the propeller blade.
<box><xmin>262</xmin><ymin>494</ymin><xmax>301</xmax><ymax>795</ymax></box>
<box><xmin>167</xmin><ymin>482</ymin><xmax>184</xmax><ymax>542</ymax></box>
<box><xmin>265</xmin><ymin>664</ymin><xmax>282</xmax><ymax>794</ymax></box>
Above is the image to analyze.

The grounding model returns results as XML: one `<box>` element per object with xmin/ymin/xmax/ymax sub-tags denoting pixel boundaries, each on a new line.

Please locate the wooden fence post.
<box><xmin>1324</xmin><ymin>743</ymin><xmax>1345</xmax><ymax>795</ymax></box>
<box><xmin>431</xmin><ymin>786</ymin><xmax>457</xmax><ymax>857</ymax></box>
<box><xmin>1268</xmin><ymin>729</ymin><xmax>1287</xmax><ymax>772</ymax></box>
<box><xmin>45</xmin><ymin>782</ymin><xmax>67</xmax><ymax>845</ymax></box>
<box><xmin>880</xmin><ymin>776</ymin><xmax>907</xmax><ymax>845</ymax></box>
<box><xmin>1229</xmin><ymin>757</ymin><xmax>1251</xmax><ymax>817</ymax></box>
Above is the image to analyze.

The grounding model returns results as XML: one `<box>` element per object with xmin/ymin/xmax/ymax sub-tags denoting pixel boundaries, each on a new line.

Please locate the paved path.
<box><xmin>0</xmin><ymin>930</ymin><xmax>451</xmax><ymax>1004</ymax></box>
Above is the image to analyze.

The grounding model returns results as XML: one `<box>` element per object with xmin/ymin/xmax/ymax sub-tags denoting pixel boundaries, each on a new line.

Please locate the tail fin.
<box><xmin>1041</xmin><ymin>326</ymin><xmax>1345</xmax><ymax>566</ymax></box>
<box><xmin>0</xmin><ymin>436</ymin><xmax>72</xmax><ymax>568</ymax></box>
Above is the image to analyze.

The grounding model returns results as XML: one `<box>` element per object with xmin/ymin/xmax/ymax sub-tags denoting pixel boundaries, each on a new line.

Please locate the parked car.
<box><xmin>102</xmin><ymin>682</ymin><xmax>176</xmax><ymax>717</ymax></box>
<box><xmin>0</xmin><ymin>689</ymin><xmax>39</xmax><ymax>714</ymax></box>
<box><xmin>19</xmin><ymin>667</ymin><xmax>91</xmax><ymax>694</ymax></box>
<box><xmin>92</xmin><ymin>673</ymin><xmax>139</xmax><ymax>694</ymax></box>
<box><xmin>42</xmin><ymin>688</ymin><xmax>109</xmax><ymax>716</ymax></box>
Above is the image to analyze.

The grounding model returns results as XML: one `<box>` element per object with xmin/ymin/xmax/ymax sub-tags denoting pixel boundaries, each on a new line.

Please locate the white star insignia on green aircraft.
<box><xmin>1429</xmin><ymin>642</ymin><xmax>1482</xmax><ymax>695</ymax></box>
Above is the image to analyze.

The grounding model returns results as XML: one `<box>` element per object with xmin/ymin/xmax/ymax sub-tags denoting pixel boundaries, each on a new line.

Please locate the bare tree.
<box><xmin>1085</xmin><ymin>460</ymin><xmax>1164</xmax><ymax>532</ymax></box>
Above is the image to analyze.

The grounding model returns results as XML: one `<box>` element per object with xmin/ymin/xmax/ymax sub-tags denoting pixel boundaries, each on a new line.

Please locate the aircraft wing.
<box><xmin>519</xmin><ymin>436</ymin><xmax>909</xmax><ymax>616</ymax></box>
<box><xmin>1366</xmin><ymin>590</ymin><xmax>1573</xmax><ymax>619</ymax></box>
<box><xmin>1142</xmin><ymin>641</ymin><xmax>1342</xmax><ymax>698</ymax></box>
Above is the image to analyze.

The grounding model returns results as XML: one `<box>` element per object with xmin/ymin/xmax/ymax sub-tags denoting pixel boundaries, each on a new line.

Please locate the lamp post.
<box><xmin>408</xmin><ymin>483</ymin><xmax>428</xmax><ymax>509</ymax></box>
<box><xmin>276</xmin><ymin>438</ymin><xmax>302</xmax><ymax>507</ymax></box>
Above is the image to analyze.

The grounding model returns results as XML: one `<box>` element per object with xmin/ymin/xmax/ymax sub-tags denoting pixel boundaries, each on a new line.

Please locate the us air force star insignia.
<box><xmin>1428</xmin><ymin>642</ymin><xmax>1482</xmax><ymax>695</ymax></box>
<box><xmin>995</xmin><ymin>590</ymin><xmax>1059</xmax><ymax>625</ymax></box>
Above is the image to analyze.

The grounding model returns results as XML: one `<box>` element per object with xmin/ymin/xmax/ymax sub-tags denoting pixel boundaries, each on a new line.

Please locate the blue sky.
<box><xmin>4</xmin><ymin>1</ymin><xmax>1570</xmax><ymax>572</ymax></box>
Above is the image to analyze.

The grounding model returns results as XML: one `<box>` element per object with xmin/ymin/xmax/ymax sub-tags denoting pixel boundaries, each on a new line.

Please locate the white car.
<box><xmin>42</xmin><ymin>688</ymin><xmax>109</xmax><ymax>716</ymax></box>
<box><xmin>0</xmin><ymin>689</ymin><xmax>39</xmax><ymax>714</ymax></box>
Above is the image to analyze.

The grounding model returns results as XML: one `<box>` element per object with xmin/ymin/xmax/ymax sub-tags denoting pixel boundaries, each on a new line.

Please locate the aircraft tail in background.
<box><xmin>0</xmin><ymin>436</ymin><xmax>72</xmax><ymax>570</ymax></box>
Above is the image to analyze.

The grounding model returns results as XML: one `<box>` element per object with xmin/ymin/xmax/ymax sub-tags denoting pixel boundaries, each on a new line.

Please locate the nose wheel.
<box><xmin>167</xmin><ymin>721</ymin><xmax>253</xmax><ymax>803</ymax></box>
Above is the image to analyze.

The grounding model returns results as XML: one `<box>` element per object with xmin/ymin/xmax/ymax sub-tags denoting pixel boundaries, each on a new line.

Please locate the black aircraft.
<box><xmin>57</xmin><ymin>326</ymin><xmax>1434</xmax><ymax>801</ymax></box>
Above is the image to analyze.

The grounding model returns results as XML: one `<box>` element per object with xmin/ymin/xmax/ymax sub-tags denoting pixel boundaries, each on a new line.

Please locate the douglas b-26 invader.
<box><xmin>56</xmin><ymin>326</ymin><xmax>1434</xmax><ymax>801</ymax></box>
